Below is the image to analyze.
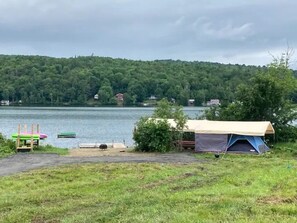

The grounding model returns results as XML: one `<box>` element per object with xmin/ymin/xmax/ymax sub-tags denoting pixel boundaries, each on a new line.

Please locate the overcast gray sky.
<box><xmin>0</xmin><ymin>0</ymin><xmax>296</xmax><ymax>66</ymax></box>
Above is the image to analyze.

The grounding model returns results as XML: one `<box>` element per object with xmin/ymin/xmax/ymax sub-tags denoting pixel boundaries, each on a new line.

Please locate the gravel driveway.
<box><xmin>0</xmin><ymin>152</ymin><xmax>200</xmax><ymax>176</ymax></box>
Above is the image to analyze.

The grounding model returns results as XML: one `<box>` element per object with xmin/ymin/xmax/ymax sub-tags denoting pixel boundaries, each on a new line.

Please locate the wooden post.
<box><xmin>36</xmin><ymin>124</ymin><xmax>40</xmax><ymax>146</ymax></box>
<box><xmin>30</xmin><ymin>124</ymin><xmax>34</xmax><ymax>151</ymax></box>
<box><xmin>16</xmin><ymin>124</ymin><xmax>21</xmax><ymax>151</ymax></box>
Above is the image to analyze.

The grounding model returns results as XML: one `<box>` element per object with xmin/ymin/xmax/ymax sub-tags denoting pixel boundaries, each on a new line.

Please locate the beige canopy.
<box><xmin>161</xmin><ymin>119</ymin><xmax>275</xmax><ymax>136</ymax></box>
<box><xmin>194</xmin><ymin>120</ymin><xmax>275</xmax><ymax>136</ymax></box>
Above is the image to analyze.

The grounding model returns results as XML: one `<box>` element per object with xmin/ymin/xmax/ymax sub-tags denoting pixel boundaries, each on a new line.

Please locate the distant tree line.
<box><xmin>0</xmin><ymin>55</ymin><xmax>296</xmax><ymax>106</ymax></box>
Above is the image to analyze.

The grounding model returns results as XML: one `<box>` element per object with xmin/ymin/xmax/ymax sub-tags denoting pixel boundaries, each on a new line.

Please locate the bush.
<box><xmin>182</xmin><ymin>132</ymin><xmax>195</xmax><ymax>141</ymax></box>
<box><xmin>0</xmin><ymin>133</ymin><xmax>15</xmax><ymax>157</ymax></box>
<box><xmin>274</xmin><ymin>125</ymin><xmax>297</xmax><ymax>142</ymax></box>
<box><xmin>270</xmin><ymin>142</ymin><xmax>297</xmax><ymax>157</ymax></box>
<box><xmin>133</xmin><ymin>117</ymin><xmax>174</xmax><ymax>152</ymax></box>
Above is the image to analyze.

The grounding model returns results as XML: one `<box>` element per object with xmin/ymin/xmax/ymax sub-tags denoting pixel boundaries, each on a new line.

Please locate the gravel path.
<box><xmin>0</xmin><ymin>152</ymin><xmax>200</xmax><ymax>176</ymax></box>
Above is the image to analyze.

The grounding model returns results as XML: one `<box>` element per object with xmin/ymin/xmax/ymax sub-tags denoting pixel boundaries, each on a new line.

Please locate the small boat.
<box><xmin>12</xmin><ymin>133</ymin><xmax>40</xmax><ymax>140</ymax></box>
<box><xmin>57</xmin><ymin>132</ymin><xmax>76</xmax><ymax>138</ymax></box>
<box><xmin>11</xmin><ymin>133</ymin><xmax>48</xmax><ymax>140</ymax></box>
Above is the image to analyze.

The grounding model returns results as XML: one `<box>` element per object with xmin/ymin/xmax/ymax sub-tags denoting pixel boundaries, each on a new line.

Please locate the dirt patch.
<box><xmin>69</xmin><ymin>148</ymin><xmax>128</xmax><ymax>157</ymax></box>
<box><xmin>69</xmin><ymin>144</ymin><xmax>153</xmax><ymax>157</ymax></box>
<box><xmin>0</xmin><ymin>150</ymin><xmax>201</xmax><ymax>177</ymax></box>
<box><xmin>258</xmin><ymin>195</ymin><xmax>297</xmax><ymax>204</ymax></box>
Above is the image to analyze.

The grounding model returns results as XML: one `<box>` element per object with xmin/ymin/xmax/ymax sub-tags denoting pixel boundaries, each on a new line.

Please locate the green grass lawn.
<box><xmin>0</xmin><ymin>153</ymin><xmax>296</xmax><ymax>222</ymax></box>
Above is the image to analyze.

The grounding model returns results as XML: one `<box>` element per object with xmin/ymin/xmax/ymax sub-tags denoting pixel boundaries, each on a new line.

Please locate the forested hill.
<box><xmin>0</xmin><ymin>54</ymin><xmax>272</xmax><ymax>106</ymax></box>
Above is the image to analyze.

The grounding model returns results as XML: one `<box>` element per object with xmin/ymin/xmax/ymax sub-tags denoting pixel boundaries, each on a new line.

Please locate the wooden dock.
<box><xmin>78</xmin><ymin>143</ymin><xmax>126</xmax><ymax>149</ymax></box>
<box><xmin>69</xmin><ymin>143</ymin><xmax>129</xmax><ymax>157</ymax></box>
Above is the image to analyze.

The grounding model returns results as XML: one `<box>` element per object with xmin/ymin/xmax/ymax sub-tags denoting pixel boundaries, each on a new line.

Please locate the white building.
<box><xmin>0</xmin><ymin>100</ymin><xmax>10</xmax><ymax>106</ymax></box>
<box><xmin>206</xmin><ymin>99</ymin><xmax>220</xmax><ymax>106</ymax></box>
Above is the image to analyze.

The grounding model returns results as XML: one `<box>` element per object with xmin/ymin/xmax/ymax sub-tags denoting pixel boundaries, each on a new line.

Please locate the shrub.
<box><xmin>270</xmin><ymin>142</ymin><xmax>297</xmax><ymax>157</ymax></box>
<box><xmin>274</xmin><ymin>125</ymin><xmax>297</xmax><ymax>142</ymax></box>
<box><xmin>182</xmin><ymin>132</ymin><xmax>195</xmax><ymax>141</ymax></box>
<box><xmin>0</xmin><ymin>133</ymin><xmax>15</xmax><ymax>157</ymax></box>
<box><xmin>133</xmin><ymin>117</ymin><xmax>174</xmax><ymax>152</ymax></box>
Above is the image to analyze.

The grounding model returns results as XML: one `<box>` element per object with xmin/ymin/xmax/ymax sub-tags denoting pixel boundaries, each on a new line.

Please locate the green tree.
<box><xmin>98</xmin><ymin>85</ymin><xmax>113</xmax><ymax>105</ymax></box>
<box><xmin>123</xmin><ymin>93</ymin><xmax>134</xmax><ymax>106</ymax></box>
<box><xmin>205</xmin><ymin>52</ymin><xmax>297</xmax><ymax>142</ymax></box>
<box><xmin>153</xmin><ymin>98</ymin><xmax>187</xmax><ymax>132</ymax></box>
<box><xmin>127</xmin><ymin>81</ymin><xmax>146</xmax><ymax>103</ymax></box>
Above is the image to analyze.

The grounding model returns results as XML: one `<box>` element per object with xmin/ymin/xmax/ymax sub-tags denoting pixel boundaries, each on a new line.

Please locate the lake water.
<box><xmin>0</xmin><ymin>107</ymin><xmax>205</xmax><ymax>148</ymax></box>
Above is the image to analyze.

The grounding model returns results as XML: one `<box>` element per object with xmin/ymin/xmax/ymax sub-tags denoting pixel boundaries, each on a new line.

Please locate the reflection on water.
<box><xmin>0</xmin><ymin>107</ymin><xmax>205</xmax><ymax>148</ymax></box>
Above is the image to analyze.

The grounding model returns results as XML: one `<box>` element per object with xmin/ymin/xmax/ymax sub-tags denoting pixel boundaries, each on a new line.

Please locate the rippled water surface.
<box><xmin>0</xmin><ymin>107</ymin><xmax>205</xmax><ymax>148</ymax></box>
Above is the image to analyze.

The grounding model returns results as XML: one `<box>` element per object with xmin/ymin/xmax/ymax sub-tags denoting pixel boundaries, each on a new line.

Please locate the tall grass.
<box><xmin>33</xmin><ymin>144</ymin><xmax>69</xmax><ymax>155</ymax></box>
<box><xmin>0</xmin><ymin>134</ymin><xmax>15</xmax><ymax>158</ymax></box>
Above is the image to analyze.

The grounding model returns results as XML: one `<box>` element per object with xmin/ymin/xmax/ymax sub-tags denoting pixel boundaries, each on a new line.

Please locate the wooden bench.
<box><xmin>176</xmin><ymin>140</ymin><xmax>195</xmax><ymax>149</ymax></box>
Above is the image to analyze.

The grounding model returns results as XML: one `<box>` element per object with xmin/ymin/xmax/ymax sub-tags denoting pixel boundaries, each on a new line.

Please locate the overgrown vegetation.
<box><xmin>0</xmin><ymin>134</ymin><xmax>15</xmax><ymax>158</ymax></box>
<box><xmin>205</xmin><ymin>52</ymin><xmax>297</xmax><ymax>142</ymax></box>
<box><xmin>0</xmin><ymin>149</ymin><xmax>296</xmax><ymax>222</ymax></box>
<box><xmin>271</xmin><ymin>142</ymin><xmax>297</xmax><ymax>157</ymax></box>
<box><xmin>133</xmin><ymin>99</ymin><xmax>187</xmax><ymax>152</ymax></box>
<box><xmin>133</xmin><ymin>118</ymin><xmax>173</xmax><ymax>152</ymax></box>
<box><xmin>33</xmin><ymin>144</ymin><xmax>69</xmax><ymax>155</ymax></box>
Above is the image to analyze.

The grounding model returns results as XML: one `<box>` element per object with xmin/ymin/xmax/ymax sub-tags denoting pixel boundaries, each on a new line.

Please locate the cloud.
<box><xmin>0</xmin><ymin>0</ymin><xmax>296</xmax><ymax>66</ymax></box>
<box><xmin>201</xmin><ymin>22</ymin><xmax>254</xmax><ymax>41</ymax></box>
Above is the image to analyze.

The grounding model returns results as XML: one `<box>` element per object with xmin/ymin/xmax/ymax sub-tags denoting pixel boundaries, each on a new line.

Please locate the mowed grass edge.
<box><xmin>0</xmin><ymin>154</ymin><xmax>296</xmax><ymax>222</ymax></box>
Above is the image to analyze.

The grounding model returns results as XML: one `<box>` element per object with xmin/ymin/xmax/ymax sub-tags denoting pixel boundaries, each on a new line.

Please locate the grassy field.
<box><xmin>0</xmin><ymin>150</ymin><xmax>296</xmax><ymax>223</ymax></box>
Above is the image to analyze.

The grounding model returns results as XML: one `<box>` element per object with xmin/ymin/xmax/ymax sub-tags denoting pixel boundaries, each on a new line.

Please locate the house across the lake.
<box><xmin>0</xmin><ymin>100</ymin><xmax>10</xmax><ymax>106</ymax></box>
<box><xmin>188</xmin><ymin>99</ymin><xmax>195</xmax><ymax>106</ymax></box>
<box><xmin>206</xmin><ymin>99</ymin><xmax>220</xmax><ymax>106</ymax></box>
<box><xmin>115</xmin><ymin>93</ymin><xmax>124</xmax><ymax>106</ymax></box>
<box><xmin>116</xmin><ymin>93</ymin><xmax>124</xmax><ymax>102</ymax></box>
